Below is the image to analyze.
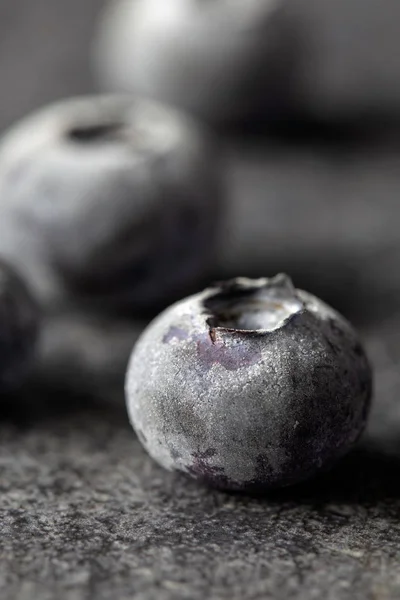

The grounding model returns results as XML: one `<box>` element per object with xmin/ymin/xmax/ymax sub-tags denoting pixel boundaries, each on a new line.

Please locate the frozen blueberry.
<box><xmin>126</xmin><ymin>275</ymin><xmax>372</xmax><ymax>491</ymax></box>
<box><xmin>0</xmin><ymin>95</ymin><xmax>222</xmax><ymax>312</ymax></box>
<box><xmin>0</xmin><ymin>261</ymin><xmax>38</xmax><ymax>391</ymax></box>
<box><xmin>93</xmin><ymin>0</ymin><xmax>296</xmax><ymax>127</ymax></box>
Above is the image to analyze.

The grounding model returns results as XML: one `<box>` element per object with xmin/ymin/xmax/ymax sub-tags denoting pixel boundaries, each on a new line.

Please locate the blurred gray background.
<box><xmin>0</xmin><ymin>0</ymin><xmax>102</xmax><ymax>132</ymax></box>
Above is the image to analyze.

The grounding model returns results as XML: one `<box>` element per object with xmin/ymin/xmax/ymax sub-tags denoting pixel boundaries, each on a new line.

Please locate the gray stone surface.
<box><xmin>1</xmin><ymin>317</ymin><xmax>400</xmax><ymax>600</ymax></box>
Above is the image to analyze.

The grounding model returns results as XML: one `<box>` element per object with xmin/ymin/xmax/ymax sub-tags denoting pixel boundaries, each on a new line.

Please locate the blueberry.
<box><xmin>0</xmin><ymin>96</ymin><xmax>222</xmax><ymax>312</ymax></box>
<box><xmin>126</xmin><ymin>275</ymin><xmax>372</xmax><ymax>491</ymax></box>
<box><xmin>0</xmin><ymin>261</ymin><xmax>38</xmax><ymax>391</ymax></box>
<box><xmin>93</xmin><ymin>0</ymin><xmax>295</xmax><ymax>127</ymax></box>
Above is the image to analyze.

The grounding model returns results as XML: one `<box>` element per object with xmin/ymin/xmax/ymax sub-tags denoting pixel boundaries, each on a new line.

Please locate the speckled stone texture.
<box><xmin>1</xmin><ymin>316</ymin><xmax>400</xmax><ymax>600</ymax></box>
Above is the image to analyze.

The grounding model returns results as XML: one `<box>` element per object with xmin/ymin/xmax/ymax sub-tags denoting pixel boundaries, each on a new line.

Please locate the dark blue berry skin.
<box><xmin>0</xmin><ymin>96</ymin><xmax>222</xmax><ymax>312</ymax></box>
<box><xmin>0</xmin><ymin>261</ymin><xmax>38</xmax><ymax>391</ymax></box>
<box><xmin>126</xmin><ymin>275</ymin><xmax>372</xmax><ymax>492</ymax></box>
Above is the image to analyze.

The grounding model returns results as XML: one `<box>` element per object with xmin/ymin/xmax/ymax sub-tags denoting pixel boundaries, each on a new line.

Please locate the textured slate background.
<box><xmin>1</xmin><ymin>2</ymin><xmax>400</xmax><ymax>599</ymax></box>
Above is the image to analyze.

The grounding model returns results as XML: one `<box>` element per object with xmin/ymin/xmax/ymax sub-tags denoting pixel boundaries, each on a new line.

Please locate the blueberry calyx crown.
<box><xmin>203</xmin><ymin>274</ymin><xmax>304</xmax><ymax>335</ymax></box>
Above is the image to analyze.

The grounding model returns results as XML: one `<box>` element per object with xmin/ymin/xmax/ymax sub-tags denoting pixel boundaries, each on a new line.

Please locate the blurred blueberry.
<box><xmin>0</xmin><ymin>95</ymin><xmax>223</xmax><ymax>313</ymax></box>
<box><xmin>93</xmin><ymin>0</ymin><xmax>296</xmax><ymax>128</ymax></box>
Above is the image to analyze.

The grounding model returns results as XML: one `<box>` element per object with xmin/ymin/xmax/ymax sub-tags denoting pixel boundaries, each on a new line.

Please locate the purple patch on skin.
<box><xmin>187</xmin><ymin>455</ymin><xmax>226</xmax><ymax>481</ymax></box>
<box><xmin>196</xmin><ymin>332</ymin><xmax>262</xmax><ymax>372</ymax></box>
<box><xmin>186</xmin><ymin>452</ymin><xmax>238</xmax><ymax>490</ymax></box>
<box><xmin>163</xmin><ymin>324</ymin><xmax>262</xmax><ymax>371</ymax></box>
<box><xmin>163</xmin><ymin>326</ymin><xmax>189</xmax><ymax>344</ymax></box>
<box><xmin>186</xmin><ymin>450</ymin><xmax>218</xmax><ymax>480</ymax></box>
